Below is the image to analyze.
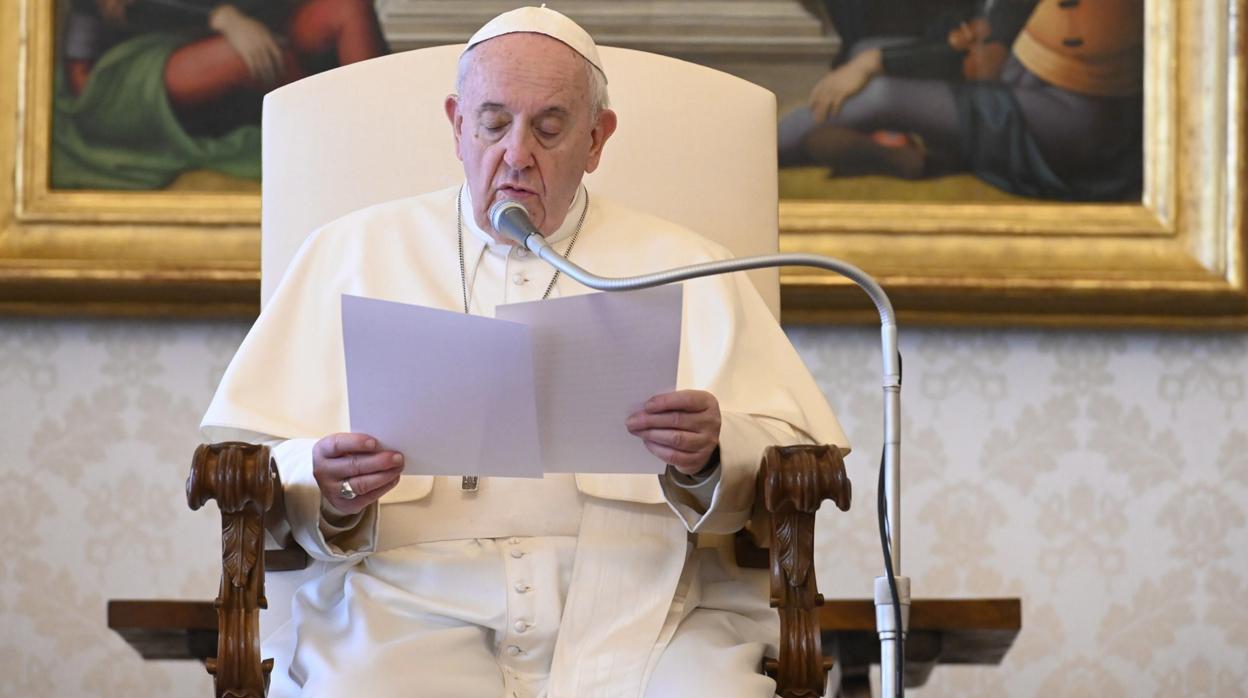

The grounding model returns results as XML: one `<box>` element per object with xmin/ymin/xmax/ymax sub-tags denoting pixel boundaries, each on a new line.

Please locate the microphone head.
<box><xmin>488</xmin><ymin>200</ymin><xmax>534</xmax><ymax>245</ymax></box>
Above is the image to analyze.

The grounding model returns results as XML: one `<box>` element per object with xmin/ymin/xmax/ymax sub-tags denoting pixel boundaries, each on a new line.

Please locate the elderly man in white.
<box><xmin>202</xmin><ymin>6</ymin><xmax>848</xmax><ymax>697</ymax></box>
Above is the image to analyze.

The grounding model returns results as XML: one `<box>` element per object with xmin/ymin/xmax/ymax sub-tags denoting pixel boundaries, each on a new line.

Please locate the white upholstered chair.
<box><xmin>259</xmin><ymin>44</ymin><xmax>780</xmax><ymax>316</ymax></box>
<box><xmin>186</xmin><ymin>44</ymin><xmax>850</xmax><ymax>698</ymax></box>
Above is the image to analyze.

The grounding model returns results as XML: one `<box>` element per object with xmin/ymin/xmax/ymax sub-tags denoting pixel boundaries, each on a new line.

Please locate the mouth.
<box><xmin>495</xmin><ymin>184</ymin><xmax>538</xmax><ymax>200</ymax></box>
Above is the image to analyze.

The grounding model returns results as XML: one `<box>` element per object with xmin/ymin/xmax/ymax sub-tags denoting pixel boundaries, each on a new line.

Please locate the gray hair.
<box><xmin>455</xmin><ymin>42</ymin><xmax>611</xmax><ymax>118</ymax></box>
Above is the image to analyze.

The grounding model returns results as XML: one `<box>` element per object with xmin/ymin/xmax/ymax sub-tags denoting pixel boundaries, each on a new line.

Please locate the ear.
<box><xmin>583</xmin><ymin>108</ymin><xmax>617</xmax><ymax>174</ymax></box>
<box><xmin>444</xmin><ymin>94</ymin><xmax>464</xmax><ymax>160</ymax></box>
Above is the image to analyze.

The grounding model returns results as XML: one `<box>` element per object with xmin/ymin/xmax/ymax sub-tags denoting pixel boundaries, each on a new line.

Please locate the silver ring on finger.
<box><xmin>339</xmin><ymin>479</ymin><xmax>358</xmax><ymax>500</ymax></box>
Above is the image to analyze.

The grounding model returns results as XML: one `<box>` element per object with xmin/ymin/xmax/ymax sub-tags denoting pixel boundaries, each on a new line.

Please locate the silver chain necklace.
<box><xmin>453</xmin><ymin>186</ymin><xmax>588</xmax><ymax>490</ymax></box>
<box><xmin>456</xmin><ymin>186</ymin><xmax>588</xmax><ymax>314</ymax></box>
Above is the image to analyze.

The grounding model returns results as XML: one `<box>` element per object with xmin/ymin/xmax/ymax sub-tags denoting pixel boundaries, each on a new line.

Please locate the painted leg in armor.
<box><xmin>779</xmin><ymin>39</ymin><xmax>963</xmax><ymax>178</ymax></box>
<box><xmin>1000</xmin><ymin>57</ymin><xmax>1142</xmax><ymax>183</ymax></box>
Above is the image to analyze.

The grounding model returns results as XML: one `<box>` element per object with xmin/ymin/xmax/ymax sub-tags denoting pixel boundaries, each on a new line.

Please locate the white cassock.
<box><xmin>201</xmin><ymin>184</ymin><xmax>848</xmax><ymax>697</ymax></box>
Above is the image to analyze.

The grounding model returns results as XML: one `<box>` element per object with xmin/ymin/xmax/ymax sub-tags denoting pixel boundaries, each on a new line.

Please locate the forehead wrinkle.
<box><xmin>472</xmin><ymin>71</ymin><xmax>581</xmax><ymax>111</ymax></box>
<box><xmin>475</xmin><ymin>102</ymin><xmax>571</xmax><ymax>119</ymax></box>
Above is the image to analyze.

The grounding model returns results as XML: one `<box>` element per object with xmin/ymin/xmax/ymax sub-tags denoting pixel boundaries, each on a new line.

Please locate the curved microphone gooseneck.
<box><xmin>491</xmin><ymin>199</ymin><xmax>910</xmax><ymax>698</ymax></box>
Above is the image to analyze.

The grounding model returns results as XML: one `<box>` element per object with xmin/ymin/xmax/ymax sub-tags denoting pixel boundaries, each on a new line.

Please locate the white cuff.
<box><xmin>272</xmin><ymin>438</ymin><xmax>377</xmax><ymax>562</ymax></box>
<box><xmin>664</xmin><ymin>462</ymin><xmax>721</xmax><ymax>510</ymax></box>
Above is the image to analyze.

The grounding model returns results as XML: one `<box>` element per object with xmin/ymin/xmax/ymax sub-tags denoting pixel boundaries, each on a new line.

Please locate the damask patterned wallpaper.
<box><xmin>1</xmin><ymin>318</ymin><xmax>1245</xmax><ymax>696</ymax></box>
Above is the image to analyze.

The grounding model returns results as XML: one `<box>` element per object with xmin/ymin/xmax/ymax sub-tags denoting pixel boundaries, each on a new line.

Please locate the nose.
<box><xmin>502</xmin><ymin>124</ymin><xmax>536</xmax><ymax>170</ymax></box>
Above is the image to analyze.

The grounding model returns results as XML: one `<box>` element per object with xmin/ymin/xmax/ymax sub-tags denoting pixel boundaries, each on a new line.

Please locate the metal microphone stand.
<box><xmin>492</xmin><ymin>202</ymin><xmax>910</xmax><ymax>696</ymax></box>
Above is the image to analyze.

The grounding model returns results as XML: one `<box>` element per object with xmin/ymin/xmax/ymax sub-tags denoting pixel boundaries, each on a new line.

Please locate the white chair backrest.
<box><xmin>261</xmin><ymin>44</ymin><xmax>780</xmax><ymax>317</ymax></box>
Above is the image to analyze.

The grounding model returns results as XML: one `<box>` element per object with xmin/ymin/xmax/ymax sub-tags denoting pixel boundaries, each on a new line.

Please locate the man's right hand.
<box><xmin>312</xmin><ymin>433</ymin><xmax>404</xmax><ymax>515</ymax></box>
<box><xmin>96</xmin><ymin>0</ymin><xmax>135</xmax><ymax>25</ymax></box>
<box><xmin>949</xmin><ymin>18</ymin><xmax>1007</xmax><ymax>81</ymax></box>
<box><xmin>209</xmin><ymin>4</ymin><xmax>285</xmax><ymax>85</ymax></box>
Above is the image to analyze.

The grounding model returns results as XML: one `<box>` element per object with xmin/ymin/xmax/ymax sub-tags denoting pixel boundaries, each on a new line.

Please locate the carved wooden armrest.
<box><xmin>182</xmin><ymin>440</ymin><xmax>847</xmax><ymax>698</ymax></box>
<box><xmin>756</xmin><ymin>444</ymin><xmax>852</xmax><ymax>698</ymax></box>
<box><xmin>186</xmin><ymin>442</ymin><xmax>278</xmax><ymax>698</ymax></box>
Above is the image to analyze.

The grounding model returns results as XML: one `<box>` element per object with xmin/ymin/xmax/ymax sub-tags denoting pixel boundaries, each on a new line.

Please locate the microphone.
<box><xmin>489</xmin><ymin>200</ymin><xmax>542</xmax><ymax>248</ymax></box>
<box><xmin>506</xmin><ymin>212</ymin><xmax>907</xmax><ymax>698</ymax></box>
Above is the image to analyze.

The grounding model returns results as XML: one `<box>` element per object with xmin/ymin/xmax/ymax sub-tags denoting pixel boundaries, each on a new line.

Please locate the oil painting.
<box><xmin>1</xmin><ymin>0</ymin><xmax>1244</xmax><ymax>325</ymax></box>
<box><xmin>778</xmin><ymin>0</ymin><xmax>1143</xmax><ymax>205</ymax></box>
<box><xmin>51</xmin><ymin>0</ymin><xmax>389</xmax><ymax>192</ymax></box>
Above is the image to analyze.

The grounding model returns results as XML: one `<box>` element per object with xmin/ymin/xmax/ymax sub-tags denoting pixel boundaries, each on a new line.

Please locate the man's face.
<box><xmin>445</xmin><ymin>33</ymin><xmax>617</xmax><ymax>241</ymax></box>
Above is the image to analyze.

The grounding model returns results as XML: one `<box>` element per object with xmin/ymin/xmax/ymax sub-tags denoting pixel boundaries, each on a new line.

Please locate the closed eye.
<box><xmin>480</xmin><ymin>121</ymin><xmax>510</xmax><ymax>139</ymax></box>
<box><xmin>477</xmin><ymin>106</ymin><xmax>511</xmax><ymax>136</ymax></box>
<box><xmin>535</xmin><ymin>115</ymin><xmax>565</xmax><ymax>140</ymax></box>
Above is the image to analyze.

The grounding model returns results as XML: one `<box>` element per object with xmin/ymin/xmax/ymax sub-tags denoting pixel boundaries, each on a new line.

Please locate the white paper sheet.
<box><xmin>342</xmin><ymin>284</ymin><xmax>682</xmax><ymax>477</ymax></box>
<box><xmin>497</xmin><ymin>284</ymin><xmax>683</xmax><ymax>474</ymax></box>
<box><xmin>341</xmin><ymin>294</ymin><xmax>543</xmax><ymax>477</ymax></box>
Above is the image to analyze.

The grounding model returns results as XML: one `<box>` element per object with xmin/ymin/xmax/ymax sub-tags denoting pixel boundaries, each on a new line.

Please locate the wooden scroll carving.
<box><xmin>187</xmin><ymin>442</ymin><xmax>276</xmax><ymax>698</ymax></box>
<box><xmin>759</xmin><ymin>444</ymin><xmax>852</xmax><ymax>698</ymax></box>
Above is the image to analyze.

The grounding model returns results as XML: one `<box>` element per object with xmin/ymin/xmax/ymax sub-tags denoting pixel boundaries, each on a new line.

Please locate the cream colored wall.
<box><xmin>1</xmin><ymin>319</ymin><xmax>1245</xmax><ymax>696</ymax></box>
<box><xmin>791</xmin><ymin>326</ymin><xmax>1248</xmax><ymax>696</ymax></box>
<box><xmin>0</xmin><ymin>320</ymin><xmax>240</xmax><ymax>696</ymax></box>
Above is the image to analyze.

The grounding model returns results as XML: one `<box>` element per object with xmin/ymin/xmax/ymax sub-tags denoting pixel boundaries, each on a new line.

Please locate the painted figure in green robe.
<box><xmin>53</xmin><ymin>0</ymin><xmax>389</xmax><ymax>190</ymax></box>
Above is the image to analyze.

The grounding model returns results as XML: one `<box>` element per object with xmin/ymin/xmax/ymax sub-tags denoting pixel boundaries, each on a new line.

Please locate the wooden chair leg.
<box><xmin>759</xmin><ymin>444</ymin><xmax>851</xmax><ymax>698</ymax></box>
<box><xmin>187</xmin><ymin>442</ymin><xmax>277</xmax><ymax>698</ymax></box>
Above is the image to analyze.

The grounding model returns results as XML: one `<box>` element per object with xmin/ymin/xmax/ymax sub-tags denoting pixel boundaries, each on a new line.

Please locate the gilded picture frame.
<box><xmin>1</xmin><ymin>0</ymin><xmax>1245</xmax><ymax>326</ymax></box>
<box><xmin>2</xmin><ymin>0</ymin><xmax>258</xmax><ymax>316</ymax></box>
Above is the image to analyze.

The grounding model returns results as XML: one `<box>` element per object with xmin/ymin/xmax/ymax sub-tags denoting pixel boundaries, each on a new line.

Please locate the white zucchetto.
<box><xmin>464</xmin><ymin>6</ymin><xmax>606</xmax><ymax>80</ymax></box>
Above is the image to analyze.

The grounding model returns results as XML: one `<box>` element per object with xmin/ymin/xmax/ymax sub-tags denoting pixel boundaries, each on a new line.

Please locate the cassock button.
<box><xmin>510</xmin><ymin>549</ymin><xmax>525</xmax><ymax>559</ymax></box>
<box><xmin>514</xmin><ymin>620</ymin><xmax>529</xmax><ymax>633</ymax></box>
<box><xmin>512</xmin><ymin>273</ymin><xmax>528</xmax><ymax>286</ymax></box>
<box><xmin>515</xmin><ymin>247</ymin><xmax>529</xmax><ymax>258</ymax></box>
<box><xmin>506</xmin><ymin>645</ymin><xmax>523</xmax><ymax>657</ymax></box>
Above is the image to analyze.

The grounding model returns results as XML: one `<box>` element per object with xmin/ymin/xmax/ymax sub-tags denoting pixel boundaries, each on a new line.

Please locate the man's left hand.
<box><xmin>809</xmin><ymin>47</ymin><xmax>883</xmax><ymax>124</ymax></box>
<box><xmin>626</xmin><ymin>390</ymin><xmax>721</xmax><ymax>475</ymax></box>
